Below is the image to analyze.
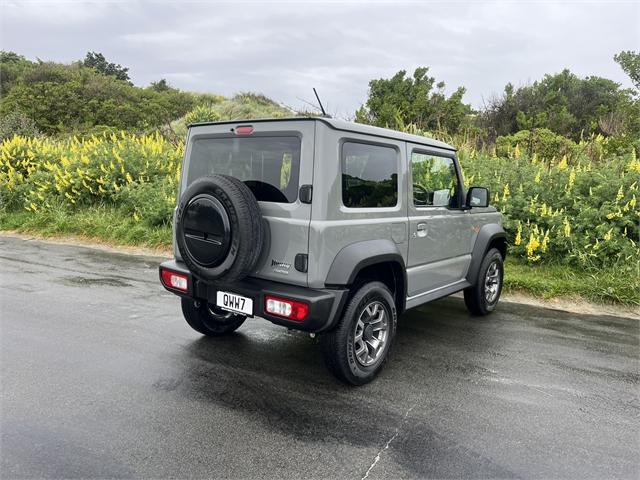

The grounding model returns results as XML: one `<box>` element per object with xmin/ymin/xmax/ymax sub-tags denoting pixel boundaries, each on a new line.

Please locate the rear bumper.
<box><xmin>159</xmin><ymin>260</ymin><xmax>348</xmax><ymax>333</ymax></box>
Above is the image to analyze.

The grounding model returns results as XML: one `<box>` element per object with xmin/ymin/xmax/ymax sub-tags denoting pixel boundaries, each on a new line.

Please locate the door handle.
<box><xmin>416</xmin><ymin>223</ymin><xmax>427</xmax><ymax>238</ymax></box>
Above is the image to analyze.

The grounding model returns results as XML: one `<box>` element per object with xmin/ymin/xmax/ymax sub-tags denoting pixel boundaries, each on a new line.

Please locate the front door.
<box><xmin>406</xmin><ymin>145</ymin><xmax>473</xmax><ymax>298</ymax></box>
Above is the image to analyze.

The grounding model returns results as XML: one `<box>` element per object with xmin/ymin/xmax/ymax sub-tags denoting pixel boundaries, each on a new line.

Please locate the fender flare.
<box><xmin>466</xmin><ymin>223</ymin><xmax>507</xmax><ymax>285</ymax></box>
<box><xmin>325</xmin><ymin>239</ymin><xmax>406</xmax><ymax>286</ymax></box>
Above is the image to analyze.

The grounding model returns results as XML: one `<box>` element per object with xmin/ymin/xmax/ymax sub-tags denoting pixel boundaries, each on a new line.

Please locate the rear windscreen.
<box><xmin>187</xmin><ymin>136</ymin><xmax>301</xmax><ymax>203</ymax></box>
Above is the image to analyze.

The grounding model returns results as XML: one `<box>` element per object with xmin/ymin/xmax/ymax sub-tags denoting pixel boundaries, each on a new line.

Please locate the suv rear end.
<box><xmin>160</xmin><ymin>119</ymin><xmax>347</xmax><ymax>333</ymax></box>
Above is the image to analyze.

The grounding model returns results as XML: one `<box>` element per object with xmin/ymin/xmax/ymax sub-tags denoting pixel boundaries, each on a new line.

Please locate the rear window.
<box><xmin>186</xmin><ymin>136</ymin><xmax>301</xmax><ymax>203</ymax></box>
<box><xmin>341</xmin><ymin>142</ymin><xmax>398</xmax><ymax>208</ymax></box>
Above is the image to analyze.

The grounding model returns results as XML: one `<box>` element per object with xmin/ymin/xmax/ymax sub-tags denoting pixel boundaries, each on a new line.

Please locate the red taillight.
<box><xmin>235</xmin><ymin>125</ymin><xmax>254</xmax><ymax>135</ymax></box>
<box><xmin>264</xmin><ymin>295</ymin><xmax>309</xmax><ymax>321</ymax></box>
<box><xmin>161</xmin><ymin>269</ymin><xmax>188</xmax><ymax>292</ymax></box>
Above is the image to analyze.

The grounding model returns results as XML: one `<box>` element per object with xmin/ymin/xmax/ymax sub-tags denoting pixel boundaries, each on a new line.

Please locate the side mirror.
<box><xmin>465</xmin><ymin>187</ymin><xmax>489</xmax><ymax>208</ymax></box>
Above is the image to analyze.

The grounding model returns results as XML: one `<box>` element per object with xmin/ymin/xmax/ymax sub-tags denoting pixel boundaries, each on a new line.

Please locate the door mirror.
<box><xmin>466</xmin><ymin>187</ymin><xmax>489</xmax><ymax>208</ymax></box>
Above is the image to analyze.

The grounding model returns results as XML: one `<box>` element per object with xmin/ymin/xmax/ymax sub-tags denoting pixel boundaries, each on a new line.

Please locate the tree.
<box><xmin>82</xmin><ymin>51</ymin><xmax>130</xmax><ymax>82</ymax></box>
<box><xmin>481</xmin><ymin>69</ymin><xmax>636</xmax><ymax>140</ymax></box>
<box><xmin>0</xmin><ymin>51</ymin><xmax>34</xmax><ymax>96</ymax></box>
<box><xmin>614</xmin><ymin>50</ymin><xmax>640</xmax><ymax>90</ymax></box>
<box><xmin>355</xmin><ymin>67</ymin><xmax>472</xmax><ymax>134</ymax></box>
<box><xmin>150</xmin><ymin>79</ymin><xmax>172</xmax><ymax>92</ymax></box>
<box><xmin>0</xmin><ymin>60</ymin><xmax>195</xmax><ymax>135</ymax></box>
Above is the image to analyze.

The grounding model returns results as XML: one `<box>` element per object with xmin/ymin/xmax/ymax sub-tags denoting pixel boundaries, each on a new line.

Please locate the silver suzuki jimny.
<box><xmin>160</xmin><ymin>117</ymin><xmax>506</xmax><ymax>385</ymax></box>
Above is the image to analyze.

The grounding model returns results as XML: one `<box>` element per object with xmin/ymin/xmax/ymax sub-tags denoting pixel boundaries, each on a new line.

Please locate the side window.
<box><xmin>342</xmin><ymin>142</ymin><xmax>398</xmax><ymax>208</ymax></box>
<box><xmin>411</xmin><ymin>152</ymin><xmax>459</xmax><ymax>208</ymax></box>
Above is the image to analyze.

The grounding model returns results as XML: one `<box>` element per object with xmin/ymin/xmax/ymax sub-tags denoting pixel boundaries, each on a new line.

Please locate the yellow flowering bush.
<box><xmin>457</xmin><ymin>141</ymin><xmax>639</xmax><ymax>269</ymax></box>
<box><xmin>1</xmin><ymin>132</ymin><xmax>182</xmax><ymax>226</ymax></box>
<box><xmin>1</xmin><ymin>129</ymin><xmax>638</xmax><ymax>271</ymax></box>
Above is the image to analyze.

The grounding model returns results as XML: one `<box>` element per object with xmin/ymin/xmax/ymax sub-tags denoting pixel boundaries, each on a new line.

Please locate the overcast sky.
<box><xmin>2</xmin><ymin>0</ymin><xmax>638</xmax><ymax>117</ymax></box>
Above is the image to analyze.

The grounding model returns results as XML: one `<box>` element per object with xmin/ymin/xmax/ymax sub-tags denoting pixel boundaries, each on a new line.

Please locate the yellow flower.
<box><xmin>615</xmin><ymin>185</ymin><xmax>624</xmax><ymax>202</ymax></box>
<box><xmin>541</xmin><ymin>229</ymin><xmax>550</xmax><ymax>252</ymax></box>
<box><xmin>514</xmin><ymin>222</ymin><xmax>522</xmax><ymax>246</ymax></box>
<box><xmin>603</xmin><ymin>228</ymin><xmax>613</xmax><ymax>242</ymax></box>
<box><xmin>534</xmin><ymin>169</ymin><xmax>542</xmax><ymax>183</ymax></box>
<box><xmin>563</xmin><ymin>218</ymin><xmax>571</xmax><ymax>238</ymax></box>
<box><xmin>566</xmin><ymin>168</ymin><xmax>576</xmax><ymax>192</ymax></box>
<box><xmin>525</xmin><ymin>231</ymin><xmax>541</xmax><ymax>261</ymax></box>
<box><xmin>502</xmin><ymin>183</ymin><xmax>510</xmax><ymax>201</ymax></box>
<box><xmin>557</xmin><ymin>155</ymin><xmax>568</xmax><ymax>171</ymax></box>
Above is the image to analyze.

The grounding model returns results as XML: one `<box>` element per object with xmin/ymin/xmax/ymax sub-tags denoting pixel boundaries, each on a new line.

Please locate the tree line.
<box><xmin>1</xmin><ymin>49</ymin><xmax>638</xmax><ymax>154</ymax></box>
<box><xmin>0</xmin><ymin>51</ymin><xmax>218</xmax><ymax>138</ymax></box>
<box><xmin>356</xmin><ymin>51</ymin><xmax>639</xmax><ymax>149</ymax></box>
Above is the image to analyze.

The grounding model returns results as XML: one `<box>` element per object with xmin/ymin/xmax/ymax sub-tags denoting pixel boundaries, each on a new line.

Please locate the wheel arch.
<box><xmin>325</xmin><ymin>239</ymin><xmax>407</xmax><ymax>314</ymax></box>
<box><xmin>466</xmin><ymin>223</ymin><xmax>507</xmax><ymax>286</ymax></box>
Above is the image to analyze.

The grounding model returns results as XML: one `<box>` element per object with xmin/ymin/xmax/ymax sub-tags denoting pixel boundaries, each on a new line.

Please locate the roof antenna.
<box><xmin>313</xmin><ymin>88</ymin><xmax>330</xmax><ymax>117</ymax></box>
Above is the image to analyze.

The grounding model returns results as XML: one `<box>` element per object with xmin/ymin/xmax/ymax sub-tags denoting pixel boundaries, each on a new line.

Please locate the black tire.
<box><xmin>464</xmin><ymin>248</ymin><xmax>504</xmax><ymax>316</ymax></box>
<box><xmin>181</xmin><ymin>298</ymin><xmax>246</xmax><ymax>336</ymax></box>
<box><xmin>321</xmin><ymin>282</ymin><xmax>397</xmax><ymax>385</ymax></box>
<box><xmin>176</xmin><ymin>174</ymin><xmax>264</xmax><ymax>283</ymax></box>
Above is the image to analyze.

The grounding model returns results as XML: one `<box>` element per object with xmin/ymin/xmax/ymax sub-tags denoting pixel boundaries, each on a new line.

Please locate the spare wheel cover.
<box><xmin>182</xmin><ymin>193</ymin><xmax>231</xmax><ymax>267</ymax></box>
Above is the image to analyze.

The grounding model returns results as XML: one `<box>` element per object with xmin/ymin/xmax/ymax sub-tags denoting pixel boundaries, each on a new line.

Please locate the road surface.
<box><xmin>1</xmin><ymin>236</ymin><xmax>638</xmax><ymax>479</ymax></box>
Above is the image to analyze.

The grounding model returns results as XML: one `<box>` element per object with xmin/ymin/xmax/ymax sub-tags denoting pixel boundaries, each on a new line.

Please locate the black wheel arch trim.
<box><xmin>466</xmin><ymin>224</ymin><xmax>507</xmax><ymax>286</ymax></box>
<box><xmin>325</xmin><ymin>239</ymin><xmax>407</xmax><ymax>313</ymax></box>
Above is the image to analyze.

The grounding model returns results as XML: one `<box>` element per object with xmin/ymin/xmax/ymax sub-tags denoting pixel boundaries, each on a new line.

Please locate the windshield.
<box><xmin>187</xmin><ymin>136</ymin><xmax>301</xmax><ymax>203</ymax></box>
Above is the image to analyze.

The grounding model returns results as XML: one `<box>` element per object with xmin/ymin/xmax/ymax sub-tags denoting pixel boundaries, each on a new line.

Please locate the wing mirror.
<box><xmin>465</xmin><ymin>187</ymin><xmax>489</xmax><ymax>208</ymax></box>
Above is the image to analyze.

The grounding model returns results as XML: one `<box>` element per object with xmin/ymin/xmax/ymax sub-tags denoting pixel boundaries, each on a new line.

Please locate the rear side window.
<box><xmin>341</xmin><ymin>142</ymin><xmax>398</xmax><ymax>208</ymax></box>
<box><xmin>187</xmin><ymin>136</ymin><xmax>301</xmax><ymax>203</ymax></box>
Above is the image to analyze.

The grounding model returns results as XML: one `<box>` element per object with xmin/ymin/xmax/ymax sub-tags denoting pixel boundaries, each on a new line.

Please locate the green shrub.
<box><xmin>184</xmin><ymin>104</ymin><xmax>221</xmax><ymax>125</ymax></box>
<box><xmin>0</xmin><ymin>110</ymin><xmax>41</xmax><ymax>142</ymax></box>
<box><xmin>116</xmin><ymin>180</ymin><xmax>176</xmax><ymax>227</ymax></box>
<box><xmin>495</xmin><ymin>128</ymin><xmax>583</xmax><ymax>162</ymax></box>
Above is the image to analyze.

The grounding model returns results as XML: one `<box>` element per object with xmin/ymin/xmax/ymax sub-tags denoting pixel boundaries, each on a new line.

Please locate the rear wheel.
<box><xmin>181</xmin><ymin>298</ymin><xmax>246</xmax><ymax>336</ymax></box>
<box><xmin>321</xmin><ymin>282</ymin><xmax>397</xmax><ymax>385</ymax></box>
<box><xmin>464</xmin><ymin>248</ymin><xmax>504</xmax><ymax>316</ymax></box>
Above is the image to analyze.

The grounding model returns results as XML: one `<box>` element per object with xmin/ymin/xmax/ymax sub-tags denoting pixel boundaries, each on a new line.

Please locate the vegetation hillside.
<box><xmin>1</xmin><ymin>50</ymin><xmax>638</xmax><ymax>305</ymax></box>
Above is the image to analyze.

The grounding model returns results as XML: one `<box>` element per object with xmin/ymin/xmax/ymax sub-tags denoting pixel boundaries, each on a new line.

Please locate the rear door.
<box><xmin>405</xmin><ymin>144</ymin><xmax>472</xmax><ymax>298</ymax></box>
<box><xmin>181</xmin><ymin>120</ymin><xmax>314</xmax><ymax>286</ymax></box>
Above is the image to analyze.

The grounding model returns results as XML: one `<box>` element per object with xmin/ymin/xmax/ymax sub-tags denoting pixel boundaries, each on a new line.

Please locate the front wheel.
<box><xmin>321</xmin><ymin>282</ymin><xmax>397</xmax><ymax>385</ymax></box>
<box><xmin>181</xmin><ymin>298</ymin><xmax>246</xmax><ymax>336</ymax></box>
<box><xmin>464</xmin><ymin>248</ymin><xmax>504</xmax><ymax>316</ymax></box>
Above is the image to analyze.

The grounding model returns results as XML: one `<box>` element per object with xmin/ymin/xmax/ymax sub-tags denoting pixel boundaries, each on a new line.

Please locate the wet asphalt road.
<box><xmin>1</xmin><ymin>236</ymin><xmax>639</xmax><ymax>479</ymax></box>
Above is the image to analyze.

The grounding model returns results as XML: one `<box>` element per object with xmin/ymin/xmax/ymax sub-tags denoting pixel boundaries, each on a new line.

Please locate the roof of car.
<box><xmin>188</xmin><ymin>116</ymin><xmax>456</xmax><ymax>151</ymax></box>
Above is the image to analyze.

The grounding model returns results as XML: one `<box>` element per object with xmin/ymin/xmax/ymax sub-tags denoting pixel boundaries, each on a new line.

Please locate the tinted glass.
<box><xmin>342</xmin><ymin>142</ymin><xmax>398</xmax><ymax>208</ymax></box>
<box><xmin>411</xmin><ymin>153</ymin><xmax>459</xmax><ymax>207</ymax></box>
<box><xmin>187</xmin><ymin>136</ymin><xmax>301</xmax><ymax>203</ymax></box>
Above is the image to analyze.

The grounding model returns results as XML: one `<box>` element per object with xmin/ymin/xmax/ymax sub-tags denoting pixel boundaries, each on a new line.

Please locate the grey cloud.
<box><xmin>1</xmin><ymin>0</ymin><xmax>638</xmax><ymax>118</ymax></box>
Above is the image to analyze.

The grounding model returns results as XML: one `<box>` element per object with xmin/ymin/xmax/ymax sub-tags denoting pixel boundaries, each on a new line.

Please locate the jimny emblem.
<box><xmin>271</xmin><ymin>259</ymin><xmax>291</xmax><ymax>274</ymax></box>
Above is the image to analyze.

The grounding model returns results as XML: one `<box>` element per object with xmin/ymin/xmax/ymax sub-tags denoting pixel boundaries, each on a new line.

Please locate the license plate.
<box><xmin>216</xmin><ymin>291</ymin><xmax>253</xmax><ymax>316</ymax></box>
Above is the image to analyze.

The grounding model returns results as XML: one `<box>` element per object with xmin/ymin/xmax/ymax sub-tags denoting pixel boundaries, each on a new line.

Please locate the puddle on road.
<box><xmin>62</xmin><ymin>276</ymin><xmax>131</xmax><ymax>288</ymax></box>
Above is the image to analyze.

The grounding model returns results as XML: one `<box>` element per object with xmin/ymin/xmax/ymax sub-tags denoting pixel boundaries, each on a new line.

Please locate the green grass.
<box><xmin>503</xmin><ymin>258</ymin><xmax>639</xmax><ymax>306</ymax></box>
<box><xmin>0</xmin><ymin>206</ymin><xmax>172</xmax><ymax>249</ymax></box>
<box><xmin>1</xmin><ymin>207</ymin><xmax>638</xmax><ymax>306</ymax></box>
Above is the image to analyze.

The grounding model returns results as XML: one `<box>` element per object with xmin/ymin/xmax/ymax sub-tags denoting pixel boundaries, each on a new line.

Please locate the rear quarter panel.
<box><xmin>308</xmin><ymin>122</ymin><xmax>409</xmax><ymax>289</ymax></box>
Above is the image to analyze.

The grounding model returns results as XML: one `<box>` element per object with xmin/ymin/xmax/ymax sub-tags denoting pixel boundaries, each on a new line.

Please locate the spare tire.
<box><xmin>176</xmin><ymin>174</ymin><xmax>264</xmax><ymax>283</ymax></box>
